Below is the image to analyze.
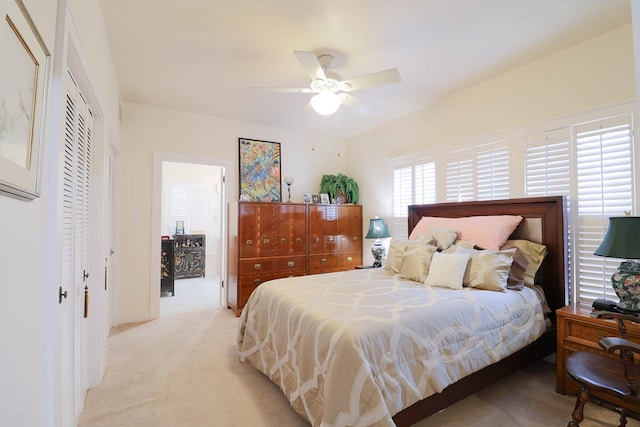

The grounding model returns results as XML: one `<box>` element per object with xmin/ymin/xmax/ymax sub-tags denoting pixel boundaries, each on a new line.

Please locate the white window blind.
<box><xmin>574</xmin><ymin>116</ymin><xmax>633</xmax><ymax>304</ymax></box>
<box><xmin>476</xmin><ymin>145</ymin><xmax>510</xmax><ymax>200</ymax></box>
<box><xmin>392</xmin><ymin>160</ymin><xmax>436</xmax><ymax>239</ymax></box>
<box><xmin>525</xmin><ymin>114</ymin><xmax>634</xmax><ymax>305</ymax></box>
<box><xmin>446</xmin><ymin>144</ymin><xmax>509</xmax><ymax>202</ymax></box>
<box><xmin>446</xmin><ymin>155</ymin><xmax>474</xmax><ymax>202</ymax></box>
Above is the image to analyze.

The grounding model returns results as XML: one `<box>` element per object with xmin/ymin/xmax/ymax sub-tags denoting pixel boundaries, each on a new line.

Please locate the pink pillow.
<box><xmin>409</xmin><ymin>215</ymin><xmax>523</xmax><ymax>250</ymax></box>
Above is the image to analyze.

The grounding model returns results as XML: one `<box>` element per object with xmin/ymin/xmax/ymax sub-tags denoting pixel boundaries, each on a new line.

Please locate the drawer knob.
<box><xmin>253</xmin><ymin>279</ymin><xmax>262</xmax><ymax>285</ymax></box>
<box><xmin>288</xmin><ymin>261</ymin><xmax>295</xmax><ymax>267</ymax></box>
<box><xmin>280</xmin><ymin>238</ymin><xmax>286</xmax><ymax>243</ymax></box>
<box><xmin>245</xmin><ymin>239</ymin><xmax>253</xmax><ymax>245</ymax></box>
<box><xmin>254</xmin><ymin>264</ymin><xmax>262</xmax><ymax>270</ymax></box>
<box><xmin>314</xmin><ymin>237</ymin><xmax>320</xmax><ymax>243</ymax></box>
<box><xmin>321</xmin><ymin>258</ymin><xmax>327</xmax><ymax>264</ymax></box>
<box><xmin>328</xmin><ymin>236</ymin><xmax>334</xmax><ymax>242</ymax></box>
<box><xmin>295</xmin><ymin>237</ymin><xmax>302</xmax><ymax>243</ymax></box>
<box><xmin>353</xmin><ymin>236</ymin><xmax>358</xmax><ymax>241</ymax></box>
<box><xmin>347</xmin><ymin>256</ymin><xmax>353</xmax><ymax>262</ymax></box>
<box><xmin>263</xmin><ymin>238</ymin><xmax>270</xmax><ymax>244</ymax></box>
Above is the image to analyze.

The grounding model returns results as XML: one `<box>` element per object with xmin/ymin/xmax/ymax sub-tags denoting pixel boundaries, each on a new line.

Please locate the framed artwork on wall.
<box><xmin>0</xmin><ymin>0</ymin><xmax>50</xmax><ymax>201</ymax></box>
<box><xmin>239</xmin><ymin>138</ymin><xmax>281</xmax><ymax>202</ymax></box>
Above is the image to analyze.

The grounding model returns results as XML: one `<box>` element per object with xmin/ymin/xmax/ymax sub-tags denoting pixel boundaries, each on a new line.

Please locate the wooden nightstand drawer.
<box><xmin>556</xmin><ymin>304</ymin><xmax>640</xmax><ymax>396</ymax></box>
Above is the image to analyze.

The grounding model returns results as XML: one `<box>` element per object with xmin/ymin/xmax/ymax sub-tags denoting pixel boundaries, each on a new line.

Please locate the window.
<box><xmin>446</xmin><ymin>143</ymin><xmax>510</xmax><ymax>202</ymax></box>
<box><xmin>525</xmin><ymin>114</ymin><xmax>634</xmax><ymax>304</ymax></box>
<box><xmin>392</xmin><ymin>159</ymin><xmax>435</xmax><ymax>238</ymax></box>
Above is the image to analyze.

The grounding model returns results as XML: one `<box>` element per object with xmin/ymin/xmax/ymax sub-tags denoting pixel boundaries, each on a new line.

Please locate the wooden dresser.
<box><xmin>307</xmin><ymin>204</ymin><xmax>362</xmax><ymax>274</ymax></box>
<box><xmin>227</xmin><ymin>201</ymin><xmax>362</xmax><ymax>316</ymax></box>
<box><xmin>556</xmin><ymin>304</ymin><xmax>640</xmax><ymax>410</ymax></box>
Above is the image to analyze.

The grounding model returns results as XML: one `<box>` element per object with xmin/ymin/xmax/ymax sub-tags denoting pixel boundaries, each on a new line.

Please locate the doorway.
<box><xmin>150</xmin><ymin>151</ymin><xmax>229</xmax><ymax>319</ymax></box>
<box><xmin>160</xmin><ymin>161</ymin><xmax>223</xmax><ymax>316</ymax></box>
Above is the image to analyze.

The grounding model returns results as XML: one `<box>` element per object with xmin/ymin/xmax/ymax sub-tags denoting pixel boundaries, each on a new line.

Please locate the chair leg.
<box><xmin>568</xmin><ymin>387</ymin><xmax>590</xmax><ymax>427</ymax></box>
<box><xmin>616</xmin><ymin>408</ymin><xmax>627</xmax><ymax>427</ymax></box>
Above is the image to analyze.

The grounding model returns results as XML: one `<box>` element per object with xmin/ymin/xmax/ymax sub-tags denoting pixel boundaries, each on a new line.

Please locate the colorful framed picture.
<box><xmin>239</xmin><ymin>138</ymin><xmax>282</xmax><ymax>202</ymax></box>
<box><xmin>0</xmin><ymin>0</ymin><xmax>50</xmax><ymax>200</ymax></box>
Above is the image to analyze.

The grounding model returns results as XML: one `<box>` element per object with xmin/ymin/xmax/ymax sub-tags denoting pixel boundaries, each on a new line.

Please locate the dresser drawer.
<box><xmin>273</xmin><ymin>256</ymin><xmax>306</xmax><ymax>273</ymax></box>
<box><xmin>308</xmin><ymin>254</ymin><xmax>337</xmax><ymax>269</ymax></box>
<box><xmin>239</xmin><ymin>259</ymin><xmax>274</xmax><ymax>274</ymax></box>
<box><xmin>337</xmin><ymin>252</ymin><xmax>361</xmax><ymax>268</ymax></box>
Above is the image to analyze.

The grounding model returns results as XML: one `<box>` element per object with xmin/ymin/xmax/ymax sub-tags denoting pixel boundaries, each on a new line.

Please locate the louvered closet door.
<box><xmin>60</xmin><ymin>70</ymin><xmax>94</xmax><ymax>426</ymax></box>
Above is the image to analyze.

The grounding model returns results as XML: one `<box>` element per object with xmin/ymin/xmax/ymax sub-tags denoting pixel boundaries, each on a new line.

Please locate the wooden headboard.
<box><xmin>407</xmin><ymin>196</ymin><xmax>568</xmax><ymax>315</ymax></box>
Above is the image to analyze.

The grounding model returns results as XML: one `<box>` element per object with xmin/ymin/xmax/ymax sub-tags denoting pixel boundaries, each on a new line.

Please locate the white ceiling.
<box><xmin>100</xmin><ymin>0</ymin><xmax>631</xmax><ymax>138</ymax></box>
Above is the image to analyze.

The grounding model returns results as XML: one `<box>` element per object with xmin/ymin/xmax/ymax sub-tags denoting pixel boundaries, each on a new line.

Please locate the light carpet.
<box><xmin>78</xmin><ymin>308</ymin><xmax>637</xmax><ymax>427</ymax></box>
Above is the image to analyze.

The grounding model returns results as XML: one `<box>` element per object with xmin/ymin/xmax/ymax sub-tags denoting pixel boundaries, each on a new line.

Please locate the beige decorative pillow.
<box><xmin>501</xmin><ymin>239</ymin><xmax>547</xmax><ymax>287</ymax></box>
<box><xmin>453</xmin><ymin>247</ymin><xmax>516</xmax><ymax>291</ymax></box>
<box><xmin>399</xmin><ymin>245</ymin><xmax>437</xmax><ymax>283</ymax></box>
<box><xmin>384</xmin><ymin>238</ymin><xmax>408</xmax><ymax>273</ymax></box>
<box><xmin>424</xmin><ymin>252</ymin><xmax>470</xmax><ymax>290</ymax></box>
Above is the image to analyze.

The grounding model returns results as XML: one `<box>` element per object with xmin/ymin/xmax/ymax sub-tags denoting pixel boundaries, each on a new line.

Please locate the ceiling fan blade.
<box><xmin>340</xmin><ymin>93</ymin><xmax>378</xmax><ymax>115</ymax></box>
<box><xmin>293</xmin><ymin>50</ymin><xmax>327</xmax><ymax>81</ymax></box>
<box><xmin>341</xmin><ymin>68</ymin><xmax>401</xmax><ymax>92</ymax></box>
<box><xmin>251</xmin><ymin>87</ymin><xmax>314</xmax><ymax>93</ymax></box>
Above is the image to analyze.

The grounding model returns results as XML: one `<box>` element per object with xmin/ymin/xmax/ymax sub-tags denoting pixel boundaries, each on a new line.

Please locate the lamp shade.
<box><xmin>366</xmin><ymin>217</ymin><xmax>390</xmax><ymax>239</ymax></box>
<box><xmin>310</xmin><ymin>92</ymin><xmax>341</xmax><ymax>115</ymax></box>
<box><xmin>594</xmin><ymin>216</ymin><xmax>640</xmax><ymax>259</ymax></box>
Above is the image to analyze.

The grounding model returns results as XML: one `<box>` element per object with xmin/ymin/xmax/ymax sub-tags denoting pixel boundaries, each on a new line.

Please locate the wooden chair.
<box><xmin>566</xmin><ymin>312</ymin><xmax>640</xmax><ymax>427</ymax></box>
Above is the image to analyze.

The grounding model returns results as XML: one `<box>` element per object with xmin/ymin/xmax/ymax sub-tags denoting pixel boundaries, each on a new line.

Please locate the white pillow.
<box><xmin>424</xmin><ymin>252</ymin><xmax>470</xmax><ymax>290</ymax></box>
<box><xmin>399</xmin><ymin>245</ymin><xmax>437</xmax><ymax>283</ymax></box>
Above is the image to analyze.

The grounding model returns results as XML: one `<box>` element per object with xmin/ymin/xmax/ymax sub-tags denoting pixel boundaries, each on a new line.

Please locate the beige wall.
<box><xmin>348</xmin><ymin>24</ymin><xmax>636</xmax><ymax>263</ymax></box>
<box><xmin>117</xmin><ymin>102</ymin><xmax>347</xmax><ymax>322</ymax></box>
<box><xmin>0</xmin><ymin>0</ymin><xmax>121</xmax><ymax>425</ymax></box>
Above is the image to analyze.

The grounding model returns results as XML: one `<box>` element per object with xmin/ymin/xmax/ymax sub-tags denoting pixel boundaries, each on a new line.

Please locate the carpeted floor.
<box><xmin>78</xmin><ymin>308</ymin><xmax>638</xmax><ymax>427</ymax></box>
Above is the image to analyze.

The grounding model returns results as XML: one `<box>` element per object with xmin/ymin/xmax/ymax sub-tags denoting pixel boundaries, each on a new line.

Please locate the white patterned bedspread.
<box><xmin>237</xmin><ymin>268</ymin><xmax>545</xmax><ymax>427</ymax></box>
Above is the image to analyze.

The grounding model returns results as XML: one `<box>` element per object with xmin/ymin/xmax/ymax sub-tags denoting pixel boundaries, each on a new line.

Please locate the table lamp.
<box><xmin>594</xmin><ymin>216</ymin><xmax>640</xmax><ymax>312</ymax></box>
<box><xmin>366</xmin><ymin>217</ymin><xmax>390</xmax><ymax>268</ymax></box>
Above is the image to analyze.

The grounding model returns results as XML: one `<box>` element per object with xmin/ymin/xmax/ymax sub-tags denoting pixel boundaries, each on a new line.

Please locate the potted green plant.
<box><xmin>319</xmin><ymin>173</ymin><xmax>359</xmax><ymax>204</ymax></box>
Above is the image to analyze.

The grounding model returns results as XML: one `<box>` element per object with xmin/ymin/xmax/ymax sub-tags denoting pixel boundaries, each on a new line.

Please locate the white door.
<box><xmin>59</xmin><ymin>69</ymin><xmax>94</xmax><ymax>426</ymax></box>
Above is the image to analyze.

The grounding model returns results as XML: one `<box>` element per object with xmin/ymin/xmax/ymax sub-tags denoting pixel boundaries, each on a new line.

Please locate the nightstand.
<box><xmin>556</xmin><ymin>304</ymin><xmax>640</xmax><ymax>411</ymax></box>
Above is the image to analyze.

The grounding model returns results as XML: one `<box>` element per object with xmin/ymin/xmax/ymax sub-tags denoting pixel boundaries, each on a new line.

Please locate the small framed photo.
<box><xmin>320</xmin><ymin>193</ymin><xmax>330</xmax><ymax>204</ymax></box>
<box><xmin>311</xmin><ymin>194</ymin><xmax>320</xmax><ymax>204</ymax></box>
<box><xmin>302</xmin><ymin>192</ymin><xmax>312</xmax><ymax>203</ymax></box>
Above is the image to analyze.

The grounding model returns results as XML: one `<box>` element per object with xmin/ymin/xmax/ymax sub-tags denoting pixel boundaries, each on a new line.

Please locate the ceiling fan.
<box><xmin>254</xmin><ymin>50</ymin><xmax>401</xmax><ymax>116</ymax></box>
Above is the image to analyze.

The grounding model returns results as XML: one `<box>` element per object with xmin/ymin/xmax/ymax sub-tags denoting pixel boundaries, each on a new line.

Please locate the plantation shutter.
<box><xmin>446</xmin><ymin>153</ymin><xmax>474</xmax><ymax>202</ymax></box>
<box><xmin>476</xmin><ymin>145</ymin><xmax>510</xmax><ymax>200</ymax></box>
<box><xmin>392</xmin><ymin>159</ymin><xmax>436</xmax><ymax>239</ymax></box>
<box><xmin>574</xmin><ymin>115</ymin><xmax>633</xmax><ymax>304</ymax></box>
<box><xmin>414</xmin><ymin>161</ymin><xmax>436</xmax><ymax>205</ymax></box>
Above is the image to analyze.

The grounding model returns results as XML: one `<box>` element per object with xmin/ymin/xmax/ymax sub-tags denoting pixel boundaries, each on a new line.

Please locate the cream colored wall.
<box><xmin>348</xmin><ymin>24</ymin><xmax>636</xmax><ymax>264</ymax></box>
<box><xmin>0</xmin><ymin>0</ymin><xmax>121</xmax><ymax>425</ymax></box>
<box><xmin>118</xmin><ymin>102</ymin><xmax>347</xmax><ymax>322</ymax></box>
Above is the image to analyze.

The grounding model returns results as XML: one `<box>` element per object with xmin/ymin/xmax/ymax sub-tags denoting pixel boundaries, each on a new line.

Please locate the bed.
<box><xmin>237</xmin><ymin>196</ymin><xmax>567</xmax><ymax>426</ymax></box>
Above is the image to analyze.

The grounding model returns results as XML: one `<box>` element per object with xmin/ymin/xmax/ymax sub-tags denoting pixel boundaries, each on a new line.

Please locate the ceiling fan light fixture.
<box><xmin>311</xmin><ymin>92</ymin><xmax>341</xmax><ymax>115</ymax></box>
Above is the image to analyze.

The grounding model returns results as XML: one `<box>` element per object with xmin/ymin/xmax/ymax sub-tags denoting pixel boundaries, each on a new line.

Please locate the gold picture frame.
<box><xmin>0</xmin><ymin>0</ymin><xmax>50</xmax><ymax>200</ymax></box>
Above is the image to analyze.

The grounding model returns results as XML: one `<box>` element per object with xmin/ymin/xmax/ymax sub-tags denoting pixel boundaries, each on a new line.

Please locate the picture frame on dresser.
<box><xmin>0</xmin><ymin>0</ymin><xmax>50</xmax><ymax>201</ymax></box>
<box><xmin>238</xmin><ymin>137</ymin><xmax>281</xmax><ymax>202</ymax></box>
